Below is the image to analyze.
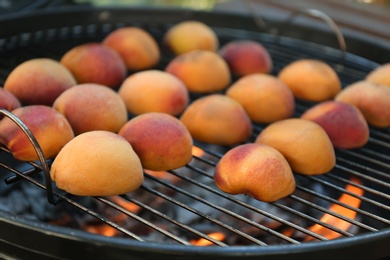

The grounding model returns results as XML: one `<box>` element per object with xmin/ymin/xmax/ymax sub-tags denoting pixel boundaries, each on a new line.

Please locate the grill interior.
<box><xmin>0</xmin><ymin>6</ymin><xmax>389</xmax><ymax>251</ymax></box>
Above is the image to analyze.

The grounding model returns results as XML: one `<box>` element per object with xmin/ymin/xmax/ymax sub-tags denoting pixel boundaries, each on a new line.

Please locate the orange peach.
<box><xmin>278</xmin><ymin>59</ymin><xmax>341</xmax><ymax>102</ymax></box>
<box><xmin>118</xmin><ymin>70</ymin><xmax>189</xmax><ymax>116</ymax></box>
<box><xmin>50</xmin><ymin>130</ymin><xmax>144</xmax><ymax>196</ymax></box>
<box><xmin>165</xmin><ymin>50</ymin><xmax>231</xmax><ymax>93</ymax></box>
<box><xmin>226</xmin><ymin>74</ymin><xmax>295</xmax><ymax>123</ymax></box>
<box><xmin>214</xmin><ymin>143</ymin><xmax>295</xmax><ymax>202</ymax></box>
<box><xmin>301</xmin><ymin>101</ymin><xmax>369</xmax><ymax>149</ymax></box>
<box><xmin>53</xmin><ymin>83</ymin><xmax>127</xmax><ymax>135</ymax></box>
<box><xmin>4</xmin><ymin>58</ymin><xmax>77</xmax><ymax>106</ymax></box>
<box><xmin>365</xmin><ymin>63</ymin><xmax>390</xmax><ymax>87</ymax></box>
<box><xmin>220</xmin><ymin>40</ymin><xmax>273</xmax><ymax>77</ymax></box>
<box><xmin>0</xmin><ymin>105</ymin><xmax>74</xmax><ymax>161</ymax></box>
<box><xmin>180</xmin><ymin>94</ymin><xmax>252</xmax><ymax>145</ymax></box>
<box><xmin>163</xmin><ymin>20</ymin><xmax>219</xmax><ymax>55</ymax></box>
<box><xmin>118</xmin><ymin>112</ymin><xmax>193</xmax><ymax>171</ymax></box>
<box><xmin>255</xmin><ymin>118</ymin><xmax>335</xmax><ymax>175</ymax></box>
<box><xmin>60</xmin><ymin>43</ymin><xmax>127</xmax><ymax>88</ymax></box>
<box><xmin>0</xmin><ymin>87</ymin><xmax>21</xmax><ymax>119</ymax></box>
<box><xmin>103</xmin><ymin>27</ymin><xmax>160</xmax><ymax>71</ymax></box>
<box><xmin>335</xmin><ymin>80</ymin><xmax>390</xmax><ymax>128</ymax></box>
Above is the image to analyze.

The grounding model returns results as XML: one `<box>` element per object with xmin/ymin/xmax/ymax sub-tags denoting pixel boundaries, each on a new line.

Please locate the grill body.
<box><xmin>0</xmin><ymin>6</ymin><xmax>389</xmax><ymax>259</ymax></box>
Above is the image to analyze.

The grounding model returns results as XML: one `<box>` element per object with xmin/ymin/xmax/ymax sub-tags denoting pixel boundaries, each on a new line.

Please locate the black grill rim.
<box><xmin>0</xmin><ymin>5</ymin><xmax>390</xmax><ymax>259</ymax></box>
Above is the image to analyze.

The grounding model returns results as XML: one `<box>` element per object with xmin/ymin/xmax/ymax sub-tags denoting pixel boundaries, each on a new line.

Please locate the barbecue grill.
<box><xmin>0</xmin><ymin>5</ymin><xmax>389</xmax><ymax>260</ymax></box>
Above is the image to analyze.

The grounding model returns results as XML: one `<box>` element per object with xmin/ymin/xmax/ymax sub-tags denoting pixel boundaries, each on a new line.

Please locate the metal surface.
<box><xmin>0</xmin><ymin>6</ymin><xmax>389</xmax><ymax>259</ymax></box>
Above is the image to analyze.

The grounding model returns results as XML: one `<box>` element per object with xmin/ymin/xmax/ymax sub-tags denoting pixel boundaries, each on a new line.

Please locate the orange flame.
<box><xmin>190</xmin><ymin>232</ymin><xmax>226</xmax><ymax>246</ymax></box>
<box><xmin>192</xmin><ymin>146</ymin><xmax>205</xmax><ymax>157</ymax></box>
<box><xmin>306</xmin><ymin>177</ymin><xmax>363</xmax><ymax>241</ymax></box>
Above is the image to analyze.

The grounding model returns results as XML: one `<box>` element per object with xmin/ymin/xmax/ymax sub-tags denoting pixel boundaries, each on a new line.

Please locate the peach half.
<box><xmin>118</xmin><ymin>70</ymin><xmax>189</xmax><ymax>116</ymax></box>
<box><xmin>255</xmin><ymin>118</ymin><xmax>335</xmax><ymax>175</ymax></box>
<box><xmin>214</xmin><ymin>143</ymin><xmax>295</xmax><ymax>202</ymax></box>
<box><xmin>50</xmin><ymin>130</ymin><xmax>144</xmax><ymax>196</ymax></box>
<box><xmin>278</xmin><ymin>59</ymin><xmax>341</xmax><ymax>102</ymax></box>
<box><xmin>220</xmin><ymin>40</ymin><xmax>273</xmax><ymax>77</ymax></box>
<box><xmin>4</xmin><ymin>58</ymin><xmax>77</xmax><ymax>106</ymax></box>
<box><xmin>165</xmin><ymin>50</ymin><xmax>231</xmax><ymax>93</ymax></box>
<box><xmin>301</xmin><ymin>101</ymin><xmax>369</xmax><ymax>149</ymax></box>
<box><xmin>226</xmin><ymin>74</ymin><xmax>295</xmax><ymax>123</ymax></box>
<box><xmin>0</xmin><ymin>105</ymin><xmax>74</xmax><ymax>161</ymax></box>
<box><xmin>103</xmin><ymin>27</ymin><xmax>160</xmax><ymax>71</ymax></box>
<box><xmin>119</xmin><ymin>112</ymin><xmax>193</xmax><ymax>171</ymax></box>
<box><xmin>53</xmin><ymin>83</ymin><xmax>128</xmax><ymax>135</ymax></box>
<box><xmin>335</xmin><ymin>80</ymin><xmax>390</xmax><ymax>128</ymax></box>
<box><xmin>60</xmin><ymin>43</ymin><xmax>127</xmax><ymax>88</ymax></box>
<box><xmin>180</xmin><ymin>94</ymin><xmax>252</xmax><ymax>146</ymax></box>
<box><xmin>163</xmin><ymin>20</ymin><xmax>219</xmax><ymax>55</ymax></box>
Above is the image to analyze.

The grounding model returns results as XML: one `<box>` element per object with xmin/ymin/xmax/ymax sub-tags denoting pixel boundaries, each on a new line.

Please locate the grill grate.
<box><xmin>0</xmin><ymin>9</ymin><xmax>389</xmax><ymax>248</ymax></box>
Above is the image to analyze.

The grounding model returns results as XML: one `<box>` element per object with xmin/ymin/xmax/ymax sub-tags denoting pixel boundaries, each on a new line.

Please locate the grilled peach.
<box><xmin>220</xmin><ymin>40</ymin><xmax>273</xmax><ymax>77</ymax></box>
<box><xmin>163</xmin><ymin>20</ymin><xmax>219</xmax><ymax>55</ymax></box>
<box><xmin>301</xmin><ymin>101</ymin><xmax>369</xmax><ymax>149</ymax></box>
<box><xmin>214</xmin><ymin>143</ymin><xmax>295</xmax><ymax>202</ymax></box>
<box><xmin>60</xmin><ymin>43</ymin><xmax>127</xmax><ymax>88</ymax></box>
<box><xmin>255</xmin><ymin>118</ymin><xmax>335</xmax><ymax>175</ymax></box>
<box><xmin>119</xmin><ymin>112</ymin><xmax>193</xmax><ymax>171</ymax></box>
<box><xmin>0</xmin><ymin>105</ymin><xmax>74</xmax><ymax>161</ymax></box>
<box><xmin>4</xmin><ymin>58</ymin><xmax>76</xmax><ymax>106</ymax></box>
<box><xmin>103</xmin><ymin>27</ymin><xmax>160</xmax><ymax>71</ymax></box>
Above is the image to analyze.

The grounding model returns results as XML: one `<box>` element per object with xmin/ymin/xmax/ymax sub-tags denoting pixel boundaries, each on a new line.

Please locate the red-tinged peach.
<box><xmin>335</xmin><ymin>80</ymin><xmax>390</xmax><ymax>128</ymax></box>
<box><xmin>163</xmin><ymin>20</ymin><xmax>219</xmax><ymax>55</ymax></box>
<box><xmin>226</xmin><ymin>74</ymin><xmax>295</xmax><ymax>123</ymax></box>
<box><xmin>180</xmin><ymin>94</ymin><xmax>252</xmax><ymax>145</ymax></box>
<box><xmin>214</xmin><ymin>143</ymin><xmax>295</xmax><ymax>202</ymax></box>
<box><xmin>278</xmin><ymin>59</ymin><xmax>341</xmax><ymax>102</ymax></box>
<box><xmin>220</xmin><ymin>40</ymin><xmax>273</xmax><ymax>77</ymax></box>
<box><xmin>60</xmin><ymin>43</ymin><xmax>127</xmax><ymax>88</ymax></box>
<box><xmin>365</xmin><ymin>63</ymin><xmax>390</xmax><ymax>87</ymax></box>
<box><xmin>0</xmin><ymin>87</ymin><xmax>21</xmax><ymax>119</ymax></box>
<box><xmin>118</xmin><ymin>112</ymin><xmax>193</xmax><ymax>171</ymax></box>
<box><xmin>50</xmin><ymin>130</ymin><xmax>144</xmax><ymax>196</ymax></box>
<box><xmin>165</xmin><ymin>50</ymin><xmax>231</xmax><ymax>93</ymax></box>
<box><xmin>0</xmin><ymin>105</ymin><xmax>74</xmax><ymax>161</ymax></box>
<box><xmin>255</xmin><ymin>118</ymin><xmax>335</xmax><ymax>175</ymax></box>
<box><xmin>118</xmin><ymin>70</ymin><xmax>189</xmax><ymax>116</ymax></box>
<box><xmin>301</xmin><ymin>101</ymin><xmax>369</xmax><ymax>149</ymax></box>
<box><xmin>53</xmin><ymin>83</ymin><xmax>127</xmax><ymax>135</ymax></box>
<box><xmin>103</xmin><ymin>27</ymin><xmax>160</xmax><ymax>71</ymax></box>
<box><xmin>4</xmin><ymin>58</ymin><xmax>77</xmax><ymax>106</ymax></box>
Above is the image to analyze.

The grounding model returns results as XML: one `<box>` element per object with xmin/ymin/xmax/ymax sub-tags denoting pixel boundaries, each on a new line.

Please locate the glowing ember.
<box><xmin>306</xmin><ymin>177</ymin><xmax>364</xmax><ymax>240</ymax></box>
<box><xmin>190</xmin><ymin>232</ymin><xmax>226</xmax><ymax>246</ymax></box>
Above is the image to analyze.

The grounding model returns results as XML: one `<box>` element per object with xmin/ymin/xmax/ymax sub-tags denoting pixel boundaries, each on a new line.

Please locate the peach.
<box><xmin>165</xmin><ymin>50</ymin><xmax>231</xmax><ymax>93</ymax></box>
<box><xmin>335</xmin><ymin>80</ymin><xmax>390</xmax><ymax>128</ymax></box>
<box><xmin>220</xmin><ymin>40</ymin><xmax>273</xmax><ymax>77</ymax></box>
<box><xmin>118</xmin><ymin>70</ymin><xmax>189</xmax><ymax>116</ymax></box>
<box><xmin>226</xmin><ymin>74</ymin><xmax>295</xmax><ymax>123</ymax></box>
<box><xmin>60</xmin><ymin>43</ymin><xmax>127</xmax><ymax>88</ymax></box>
<box><xmin>365</xmin><ymin>63</ymin><xmax>390</xmax><ymax>87</ymax></box>
<box><xmin>278</xmin><ymin>59</ymin><xmax>341</xmax><ymax>102</ymax></box>
<box><xmin>103</xmin><ymin>27</ymin><xmax>160</xmax><ymax>71</ymax></box>
<box><xmin>301</xmin><ymin>101</ymin><xmax>369</xmax><ymax>149</ymax></box>
<box><xmin>50</xmin><ymin>130</ymin><xmax>143</xmax><ymax>196</ymax></box>
<box><xmin>255</xmin><ymin>118</ymin><xmax>335</xmax><ymax>175</ymax></box>
<box><xmin>0</xmin><ymin>87</ymin><xmax>21</xmax><ymax>119</ymax></box>
<box><xmin>180</xmin><ymin>94</ymin><xmax>252</xmax><ymax>146</ymax></box>
<box><xmin>53</xmin><ymin>83</ymin><xmax>127</xmax><ymax>135</ymax></box>
<box><xmin>0</xmin><ymin>105</ymin><xmax>74</xmax><ymax>161</ymax></box>
<box><xmin>214</xmin><ymin>143</ymin><xmax>295</xmax><ymax>202</ymax></box>
<box><xmin>118</xmin><ymin>112</ymin><xmax>193</xmax><ymax>171</ymax></box>
<box><xmin>163</xmin><ymin>20</ymin><xmax>219</xmax><ymax>55</ymax></box>
<box><xmin>4</xmin><ymin>58</ymin><xmax>77</xmax><ymax>106</ymax></box>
